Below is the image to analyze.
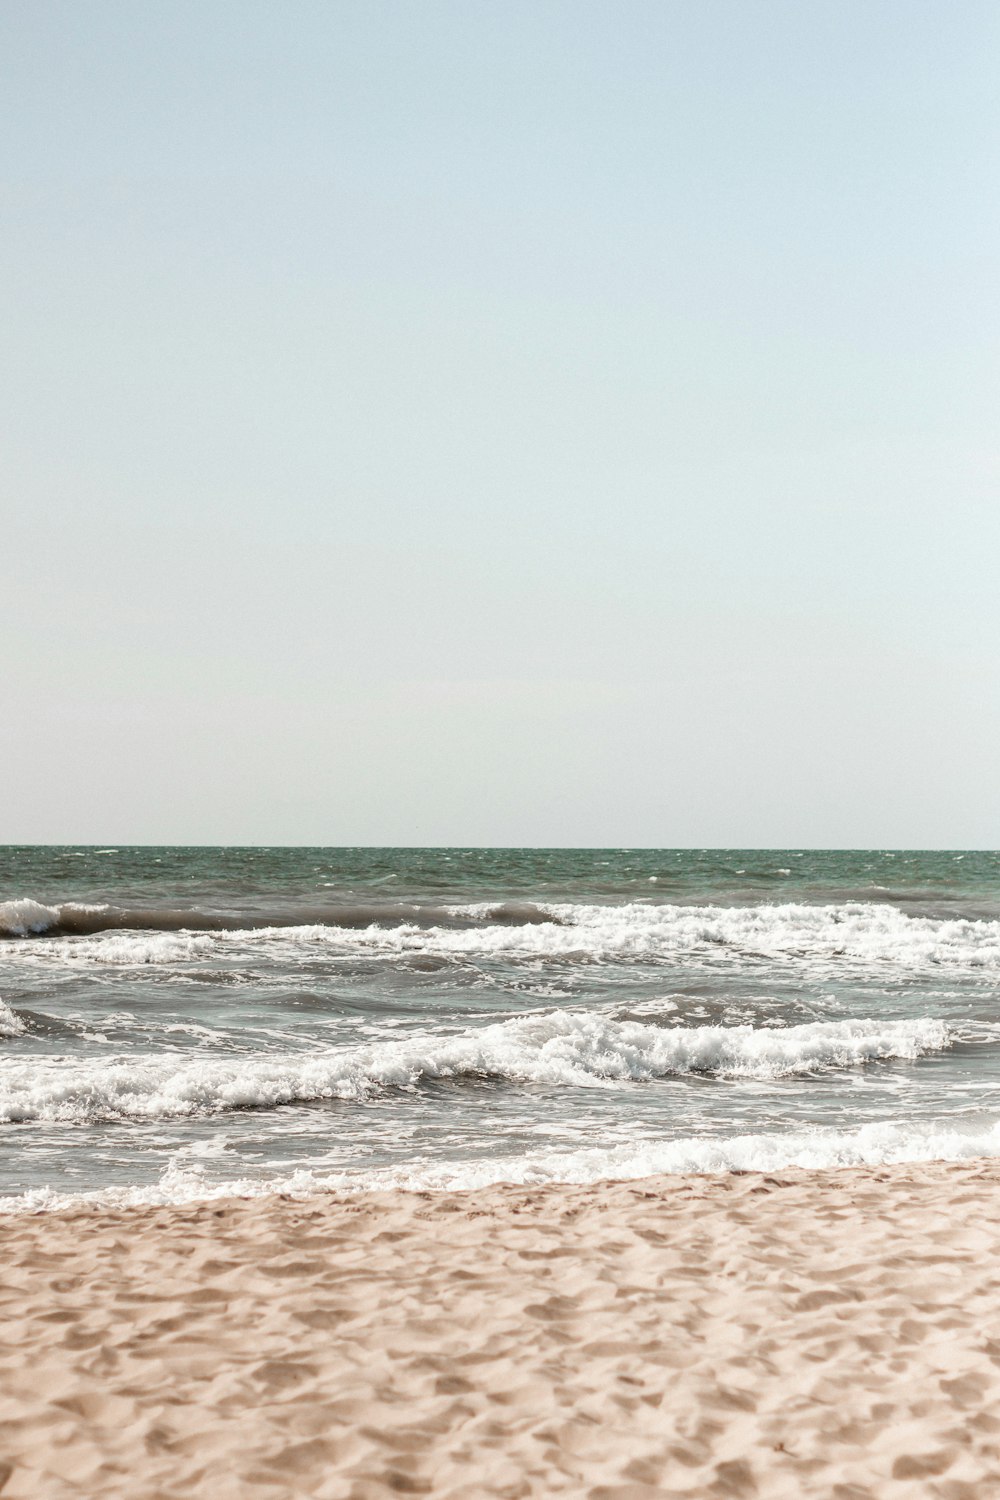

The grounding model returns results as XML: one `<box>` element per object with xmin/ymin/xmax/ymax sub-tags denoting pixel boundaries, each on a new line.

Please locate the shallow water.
<box><xmin>1</xmin><ymin>847</ymin><xmax>999</xmax><ymax>1210</ymax></box>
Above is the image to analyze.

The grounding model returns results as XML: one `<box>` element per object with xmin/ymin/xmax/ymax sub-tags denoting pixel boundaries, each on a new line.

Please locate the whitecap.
<box><xmin>5</xmin><ymin>1114</ymin><xmax>1000</xmax><ymax>1215</ymax></box>
<box><xmin>0</xmin><ymin>1013</ymin><xmax>951</xmax><ymax>1124</ymax></box>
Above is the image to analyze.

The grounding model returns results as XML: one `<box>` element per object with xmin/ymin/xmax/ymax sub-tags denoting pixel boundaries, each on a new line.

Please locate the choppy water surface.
<box><xmin>2</xmin><ymin>847</ymin><xmax>999</xmax><ymax>1210</ymax></box>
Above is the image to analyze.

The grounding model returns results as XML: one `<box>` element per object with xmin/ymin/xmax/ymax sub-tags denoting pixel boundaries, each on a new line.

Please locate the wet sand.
<box><xmin>1</xmin><ymin>1162</ymin><xmax>999</xmax><ymax>1497</ymax></box>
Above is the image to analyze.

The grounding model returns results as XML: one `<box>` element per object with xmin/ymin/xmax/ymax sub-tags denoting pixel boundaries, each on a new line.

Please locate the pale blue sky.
<box><xmin>3</xmin><ymin>1</ymin><xmax>998</xmax><ymax>845</ymax></box>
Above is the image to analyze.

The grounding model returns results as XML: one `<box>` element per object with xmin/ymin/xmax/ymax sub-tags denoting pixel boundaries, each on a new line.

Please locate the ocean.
<box><xmin>1</xmin><ymin>846</ymin><xmax>999</xmax><ymax>1211</ymax></box>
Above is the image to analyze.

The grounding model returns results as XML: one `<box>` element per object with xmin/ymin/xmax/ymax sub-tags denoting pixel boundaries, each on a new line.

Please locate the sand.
<box><xmin>1</xmin><ymin>1163</ymin><xmax>999</xmax><ymax>1498</ymax></box>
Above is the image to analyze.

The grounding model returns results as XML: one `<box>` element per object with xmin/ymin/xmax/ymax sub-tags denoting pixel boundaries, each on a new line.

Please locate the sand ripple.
<box><xmin>1</xmin><ymin>1163</ymin><xmax>1000</xmax><ymax>1496</ymax></box>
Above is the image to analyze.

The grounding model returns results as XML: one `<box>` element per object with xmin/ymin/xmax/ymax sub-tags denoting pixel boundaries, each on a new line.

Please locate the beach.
<box><xmin>2</xmin><ymin>1161</ymin><xmax>999</xmax><ymax>1498</ymax></box>
<box><xmin>3</xmin><ymin>848</ymin><xmax>1000</xmax><ymax>1494</ymax></box>
<box><xmin>6</xmin><ymin>0</ymin><xmax>998</xmax><ymax>1476</ymax></box>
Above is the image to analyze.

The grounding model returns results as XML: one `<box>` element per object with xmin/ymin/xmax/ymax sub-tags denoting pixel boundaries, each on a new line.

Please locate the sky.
<box><xmin>2</xmin><ymin>0</ymin><xmax>998</xmax><ymax>846</ymax></box>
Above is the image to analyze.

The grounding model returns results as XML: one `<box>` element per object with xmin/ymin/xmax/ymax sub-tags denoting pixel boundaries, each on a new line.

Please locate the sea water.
<box><xmin>1</xmin><ymin>847</ymin><xmax>999</xmax><ymax>1211</ymax></box>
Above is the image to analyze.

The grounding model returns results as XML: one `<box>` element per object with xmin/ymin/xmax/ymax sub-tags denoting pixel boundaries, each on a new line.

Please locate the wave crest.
<box><xmin>0</xmin><ymin>1013</ymin><xmax>949</xmax><ymax>1124</ymax></box>
<box><xmin>0</xmin><ymin>900</ymin><xmax>62</xmax><ymax>937</ymax></box>
<box><xmin>4</xmin><ymin>1116</ymin><xmax>997</xmax><ymax>1214</ymax></box>
<box><xmin>0</xmin><ymin>898</ymin><xmax>557</xmax><ymax>940</ymax></box>
<box><xmin>0</xmin><ymin>1000</ymin><xmax>26</xmax><ymax>1039</ymax></box>
<box><xmin>6</xmin><ymin>900</ymin><xmax>1000</xmax><ymax>970</ymax></box>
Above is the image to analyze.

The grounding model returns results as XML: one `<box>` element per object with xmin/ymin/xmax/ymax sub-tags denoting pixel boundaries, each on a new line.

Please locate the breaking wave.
<box><xmin>0</xmin><ymin>1000</ymin><xmax>26</xmax><ymax>1040</ymax></box>
<box><xmin>4</xmin><ymin>1116</ymin><xmax>997</xmax><ymax>1215</ymax></box>
<box><xmin>0</xmin><ymin>1013</ymin><xmax>949</xmax><ymax>1124</ymax></box>
<box><xmin>6</xmin><ymin>898</ymin><xmax>1000</xmax><ymax>971</ymax></box>
<box><xmin>0</xmin><ymin>898</ymin><xmax>555</xmax><ymax>939</ymax></box>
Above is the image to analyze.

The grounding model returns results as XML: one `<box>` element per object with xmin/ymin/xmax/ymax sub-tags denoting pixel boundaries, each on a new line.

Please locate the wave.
<box><xmin>0</xmin><ymin>1013</ymin><xmax>949</xmax><ymax>1123</ymax></box>
<box><xmin>0</xmin><ymin>900</ymin><xmax>68</xmax><ymax>937</ymax></box>
<box><xmin>4</xmin><ymin>1115</ymin><xmax>998</xmax><ymax>1215</ymax></box>
<box><xmin>349</xmin><ymin>1118</ymin><xmax>1000</xmax><ymax>1191</ymax></box>
<box><xmin>376</xmin><ymin>901</ymin><xmax>1000</xmax><ymax>967</ymax></box>
<box><xmin>0</xmin><ymin>898</ymin><xmax>556</xmax><ymax>939</ymax></box>
<box><xmin>0</xmin><ymin>1000</ymin><xmax>25</xmax><ymax>1040</ymax></box>
<box><xmin>8</xmin><ymin>898</ymin><xmax>1000</xmax><ymax>971</ymax></box>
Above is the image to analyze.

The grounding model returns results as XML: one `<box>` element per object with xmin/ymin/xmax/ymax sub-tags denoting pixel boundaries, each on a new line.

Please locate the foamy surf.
<box><xmin>0</xmin><ymin>1013</ymin><xmax>950</xmax><ymax>1124</ymax></box>
<box><xmin>3</xmin><ymin>1115</ymin><xmax>999</xmax><ymax>1215</ymax></box>
<box><xmin>0</xmin><ymin>1000</ymin><xmax>26</xmax><ymax>1039</ymax></box>
<box><xmin>8</xmin><ymin>899</ymin><xmax>1000</xmax><ymax>970</ymax></box>
<box><xmin>2</xmin><ymin>848</ymin><xmax>998</xmax><ymax>1211</ymax></box>
<box><xmin>0</xmin><ymin>900</ymin><xmax>62</xmax><ymax>937</ymax></box>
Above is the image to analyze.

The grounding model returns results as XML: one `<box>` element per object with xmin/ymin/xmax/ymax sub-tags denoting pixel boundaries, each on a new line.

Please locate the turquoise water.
<box><xmin>5</xmin><ymin>845</ymin><xmax>1000</xmax><ymax>912</ymax></box>
<box><xmin>1</xmin><ymin>847</ymin><xmax>999</xmax><ymax>1210</ymax></box>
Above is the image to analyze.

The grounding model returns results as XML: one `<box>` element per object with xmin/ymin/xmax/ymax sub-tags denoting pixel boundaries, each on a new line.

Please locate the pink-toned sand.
<box><xmin>1</xmin><ymin>1161</ymin><xmax>999</xmax><ymax>1498</ymax></box>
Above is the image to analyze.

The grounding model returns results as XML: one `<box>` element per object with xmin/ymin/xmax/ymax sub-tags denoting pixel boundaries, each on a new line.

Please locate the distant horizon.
<box><xmin>3</xmin><ymin>842</ymin><xmax>998</xmax><ymax>853</ymax></box>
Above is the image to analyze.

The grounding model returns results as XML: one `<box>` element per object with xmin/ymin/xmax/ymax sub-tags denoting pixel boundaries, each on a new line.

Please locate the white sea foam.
<box><xmin>4</xmin><ymin>1116</ymin><xmax>1000</xmax><ymax>1215</ymax></box>
<box><xmin>366</xmin><ymin>901</ymin><xmax>1000</xmax><ymax>968</ymax></box>
<box><xmin>298</xmin><ymin>1117</ymin><xmax>1000</xmax><ymax>1193</ymax></box>
<box><xmin>0</xmin><ymin>1000</ymin><xmax>25</xmax><ymax>1039</ymax></box>
<box><xmin>0</xmin><ymin>1013</ymin><xmax>949</xmax><ymax>1124</ymax></box>
<box><xmin>0</xmin><ymin>900</ymin><xmax>61</xmax><ymax>937</ymax></box>
<box><xmin>47</xmin><ymin>933</ymin><xmax>218</xmax><ymax>965</ymax></box>
<box><xmin>10</xmin><ymin>901</ymin><xmax>1000</xmax><ymax>971</ymax></box>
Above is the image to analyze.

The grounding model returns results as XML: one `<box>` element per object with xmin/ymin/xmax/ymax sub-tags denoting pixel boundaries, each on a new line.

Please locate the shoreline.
<box><xmin>1</xmin><ymin>1159</ymin><xmax>999</xmax><ymax>1496</ymax></box>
